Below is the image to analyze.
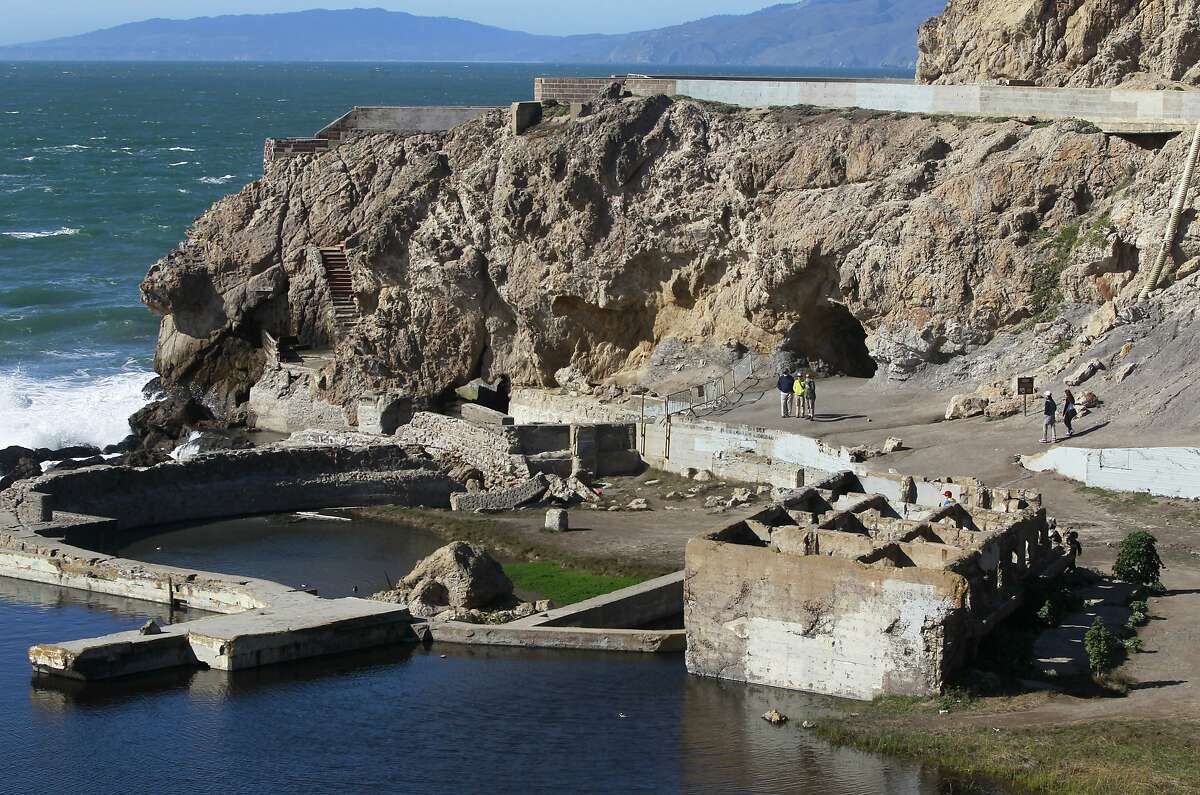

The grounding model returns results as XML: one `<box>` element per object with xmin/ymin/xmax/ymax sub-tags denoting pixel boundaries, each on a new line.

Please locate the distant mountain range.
<box><xmin>0</xmin><ymin>1</ymin><xmax>947</xmax><ymax>67</ymax></box>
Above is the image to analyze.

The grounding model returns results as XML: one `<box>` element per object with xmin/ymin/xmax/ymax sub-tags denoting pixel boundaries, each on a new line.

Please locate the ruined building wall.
<box><xmin>684</xmin><ymin>537</ymin><xmax>969</xmax><ymax>700</ymax></box>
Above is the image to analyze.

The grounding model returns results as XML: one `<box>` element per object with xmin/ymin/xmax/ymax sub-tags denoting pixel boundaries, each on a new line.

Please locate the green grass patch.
<box><xmin>815</xmin><ymin>719</ymin><xmax>1200</xmax><ymax>795</ymax></box>
<box><xmin>504</xmin><ymin>560</ymin><xmax>645</xmax><ymax>605</ymax></box>
<box><xmin>1029</xmin><ymin>222</ymin><xmax>1079</xmax><ymax>318</ymax></box>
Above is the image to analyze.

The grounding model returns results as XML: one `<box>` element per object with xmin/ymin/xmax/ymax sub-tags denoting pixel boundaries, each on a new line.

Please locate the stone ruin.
<box><xmin>684</xmin><ymin>471</ymin><xmax>1073</xmax><ymax>701</ymax></box>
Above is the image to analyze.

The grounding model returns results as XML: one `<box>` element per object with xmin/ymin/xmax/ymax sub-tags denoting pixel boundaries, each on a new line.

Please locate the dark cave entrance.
<box><xmin>779</xmin><ymin>303</ymin><xmax>876</xmax><ymax>377</ymax></box>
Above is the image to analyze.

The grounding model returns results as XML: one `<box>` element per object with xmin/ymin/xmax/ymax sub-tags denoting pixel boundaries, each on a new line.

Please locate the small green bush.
<box><xmin>1084</xmin><ymin>617</ymin><xmax>1120</xmax><ymax>674</ymax></box>
<box><xmin>1122</xmin><ymin>637</ymin><xmax>1145</xmax><ymax>653</ymax></box>
<box><xmin>1036</xmin><ymin>599</ymin><xmax>1060</xmax><ymax>626</ymax></box>
<box><xmin>1113</xmin><ymin>532</ymin><xmax>1165</xmax><ymax>587</ymax></box>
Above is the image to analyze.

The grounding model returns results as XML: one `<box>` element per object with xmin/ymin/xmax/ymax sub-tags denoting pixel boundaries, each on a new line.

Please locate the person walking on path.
<box><xmin>777</xmin><ymin>371</ymin><xmax>795</xmax><ymax>418</ymax></box>
<box><xmin>1041</xmin><ymin>390</ymin><xmax>1058</xmax><ymax>444</ymax></box>
<box><xmin>803</xmin><ymin>373</ymin><xmax>817</xmax><ymax>419</ymax></box>
<box><xmin>792</xmin><ymin>372</ymin><xmax>806</xmax><ymax>420</ymax></box>
<box><xmin>1062</xmin><ymin>389</ymin><xmax>1077</xmax><ymax>437</ymax></box>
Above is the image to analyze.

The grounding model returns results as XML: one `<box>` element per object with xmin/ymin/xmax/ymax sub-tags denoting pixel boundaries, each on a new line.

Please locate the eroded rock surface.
<box><xmin>143</xmin><ymin>87</ymin><xmax>1200</xmax><ymax>413</ymax></box>
<box><xmin>918</xmin><ymin>0</ymin><xmax>1200</xmax><ymax>87</ymax></box>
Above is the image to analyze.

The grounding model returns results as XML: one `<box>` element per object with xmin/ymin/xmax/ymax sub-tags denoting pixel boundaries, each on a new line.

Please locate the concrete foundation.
<box><xmin>685</xmin><ymin>474</ymin><xmax>1071</xmax><ymax>700</ymax></box>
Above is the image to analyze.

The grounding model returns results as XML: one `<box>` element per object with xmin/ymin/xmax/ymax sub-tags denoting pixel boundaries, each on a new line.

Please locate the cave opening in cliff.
<box><xmin>780</xmin><ymin>304</ymin><xmax>876</xmax><ymax>378</ymax></box>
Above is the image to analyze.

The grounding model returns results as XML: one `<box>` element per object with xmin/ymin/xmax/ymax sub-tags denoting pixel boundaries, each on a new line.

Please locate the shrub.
<box><xmin>1084</xmin><ymin>617</ymin><xmax>1120</xmax><ymax>674</ymax></box>
<box><xmin>1113</xmin><ymin>532</ymin><xmax>1165</xmax><ymax>587</ymax></box>
<box><xmin>1122</xmin><ymin>637</ymin><xmax>1145</xmax><ymax>653</ymax></box>
<box><xmin>1036</xmin><ymin>599</ymin><xmax>1060</xmax><ymax>626</ymax></box>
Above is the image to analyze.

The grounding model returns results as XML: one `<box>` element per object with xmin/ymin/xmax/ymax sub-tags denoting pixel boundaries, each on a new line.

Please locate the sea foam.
<box><xmin>198</xmin><ymin>174</ymin><xmax>236</xmax><ymax>185</ymax></box>
<box><xmin>0</xmin><ymin>227</ymin><xmax>81</xmax><ymax>239</ymax></box>
<box><xmin>0</xmin><ymin>368</ymin><xmax>153</xmax><ymax>449</ymax></box>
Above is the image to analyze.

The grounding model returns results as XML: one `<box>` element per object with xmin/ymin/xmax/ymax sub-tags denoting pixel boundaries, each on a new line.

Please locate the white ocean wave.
<box><xmin>167</xmin><ymin>161</ymin><xmax>190</xmax><ymax>167</ymax></box>
<box><xmin>168</xmin><ymin>147</ymin><xmax>196</xmax><ymax>152</ymax></box>
<box><xmin>0</xmin><ymin>368</ymin><xmax>154</xmax><ymax>450</ymax></box>
<box><xmin>0</xmin><ymin>227</ymin><xmax>81</xmax><ymax>239</ymax></box>
<box><xmin>19</xmin><ymin>156</ymin><xmax>34</xmax><ymax>161</ymax></box>
<box><xmin>198</xmin><ymin>174</ymin><xmax>236</xmax><ymax>185</ymax></box>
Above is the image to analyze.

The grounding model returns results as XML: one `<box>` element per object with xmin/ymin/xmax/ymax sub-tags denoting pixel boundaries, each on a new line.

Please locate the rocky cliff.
<box><xmin>142</xmin><ymin>89</ymin><xmax>1200</xmax><ymax>418</ymax></box>
<box><xmin>917</xmin><ymin>0</ymin><xmax>1200</xmax><ymax>87</ymax></box>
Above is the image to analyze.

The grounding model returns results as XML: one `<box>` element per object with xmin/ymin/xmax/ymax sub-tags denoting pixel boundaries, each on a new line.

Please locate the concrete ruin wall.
<box><xmin>0</xmin><ymin>446</ymin><xmax>453</xmax><ymax>531</ymax></box>
<box><xmin>395</xmin><ymin>412</ymin><xmax>529</xmax><ymax>486</ymax></box>
<box><xmin>509</xmin><ymin>388</ymin><xmax>639</xmax><ymax>425</ymax></box>
<box><xmin>685</xmin><ymin>537</ymin><xmax>968</xmax><ymax>699</ymax></box>
<box><xmin>684</xmin><ymin>479</ymin><xmax>1065</xmax><ymax>700</ymax></box>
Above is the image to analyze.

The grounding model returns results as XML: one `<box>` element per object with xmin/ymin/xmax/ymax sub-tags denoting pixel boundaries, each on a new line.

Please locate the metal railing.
<box><xmin>637</xmin><ymin>352</ymin><xmax>767</xmax><ymax>458</ymax></box>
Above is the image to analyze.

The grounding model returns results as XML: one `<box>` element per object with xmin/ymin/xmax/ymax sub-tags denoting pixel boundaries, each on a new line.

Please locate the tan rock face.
<box><xmin>917</xmin><ymin>0</ymin><xmax>1200</xmax><ymax>87</ymax></box>
<box><xmin>143</xmin><ymin>94</ymin><xmax>1178</xmax><ymax>409</ymax></box>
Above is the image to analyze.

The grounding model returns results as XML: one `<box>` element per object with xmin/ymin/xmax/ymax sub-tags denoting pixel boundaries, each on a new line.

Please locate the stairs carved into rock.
<box><xmin>319</xmin><ymin>246</ymin><xmax>360</xmax><ymax>333</ymax></box>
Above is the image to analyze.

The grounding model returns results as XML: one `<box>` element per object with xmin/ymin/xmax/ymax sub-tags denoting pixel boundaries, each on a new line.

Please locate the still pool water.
<box><xmin>84</xmin><ymin>511</ymin><xmax>448</xmax><ymax>598</ymax></box>
<box><xmin>0</xmin><ymin>577</ymin><xmax>974</xmax><ymax>794</ymax></box>
<box><xmin>0</xmin><ymin>516</ymin><xmax>991</xmax><ymax>793</ymax></box>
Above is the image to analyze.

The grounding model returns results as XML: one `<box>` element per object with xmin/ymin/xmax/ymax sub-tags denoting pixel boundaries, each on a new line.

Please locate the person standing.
<box><xmin>777</xmin><ymin>371</ymin><xmax>795</xmax><ymax>417</ymax></box>
<box><xmin>792</xmin><ymin>372</ymin><xmax>806</xmax><ymax>420</ymax></box>
<box><xmin>1041</xmin><ymin>390</ymin><xmax>1058</xmax><ymax>444</ymax></box>
<box><xmin>1062</xmin><ymin>389</ymin><xmax>1077</xmax><ymax>437</ymax></box>
<box><xmin>804</xmin><ymin>373</ymin><xmax>817</xmax><ymax>420</ymax></box>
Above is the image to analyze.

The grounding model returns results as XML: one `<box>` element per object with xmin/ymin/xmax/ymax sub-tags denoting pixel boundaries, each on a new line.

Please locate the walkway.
<box><xmin>536</xmin><ymin>75</ymin><xmax>1200</xmax><ymax>134</ymax></box>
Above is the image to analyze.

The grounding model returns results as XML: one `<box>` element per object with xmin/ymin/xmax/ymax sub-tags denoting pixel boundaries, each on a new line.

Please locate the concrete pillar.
<box><xmin>511</xmin><ymin>101</ymin><xmax>543</xmax><ymax>135</ymax></box>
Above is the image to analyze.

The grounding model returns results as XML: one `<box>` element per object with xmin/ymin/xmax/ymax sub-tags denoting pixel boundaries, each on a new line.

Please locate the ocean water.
<box><xmin>0</xmin><ymin>61</ymin><xmax>909</xmax><ymax>450</ymax></box>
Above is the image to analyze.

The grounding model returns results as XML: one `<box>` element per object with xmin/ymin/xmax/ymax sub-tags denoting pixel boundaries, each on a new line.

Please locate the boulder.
<box><xmin>626</xmin><ymin>497</ymin><xmax>649</xmax><ymax>511</ymax></box>
<box><xmin>882</xmin><ymin>437</ymin><xmax>905</xmax><ymax>453</ymax></box>
<box><xmin>401</xmin><ymin>541</ymin><xmax>513</xmax><ymax>611</ymax></box>
<box><xmin>1065</xmin><ymin>359</ymin><xmax>1105</xmax><ymax>387</ymax></box>
<box><xmin>693</xmin><ymin>469</ymin><xmax>714</xmax><ymax>482</ymax></box>
<box><xmin>945</xmin><ymin>394</ymin><xmax>988</xmax><ymax>420</ymax></box>
<box><xmin>729</xmin><ymin>488</ymin><xmax>754</xmax><ymax>506</ymax></box>
<box><xmin>545</xmin><ymin>508</ymin><xmax>569</xmax><ymax>531</ymax></box>
<box><xmin>1078</xmin><ymin>390</ymin><xmax>1101</xmax><ymax>409</ymax></box>
<box><xmin>984</xmin><ymin>398</ymin><xmax>1021</xmax><ymax>419</ymax></box>
<box><xmin>554</xmin><ymin>366</ymin><xmax>593</xmax><ymax>394</ymax></box>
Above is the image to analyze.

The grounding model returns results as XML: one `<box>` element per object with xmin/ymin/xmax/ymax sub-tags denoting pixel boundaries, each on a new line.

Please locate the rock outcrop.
<box><xmin>371</xmin><ymin>541</ymin><xmax>514</xmax><ymax>618</ymax></box>
<box><xmin>143</xmin><ymin>87</ymin><xmax>1200</xmax><ymax>412</ymax></box>
<box><xmin>917</xmin><ymin>0</ymin><xmax>1200</xmax><ymax>87</ymax></box>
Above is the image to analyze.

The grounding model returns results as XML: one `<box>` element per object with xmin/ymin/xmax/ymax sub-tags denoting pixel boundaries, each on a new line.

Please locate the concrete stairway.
<box><xmin>319</xmin><ymin>247</ymin><xmax>360</xmax><ymax>332</ymax></box>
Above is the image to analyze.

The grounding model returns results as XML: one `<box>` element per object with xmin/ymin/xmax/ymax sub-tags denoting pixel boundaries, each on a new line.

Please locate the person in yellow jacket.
<box><xmin>791</xmin><ymin>372</ymin><xmax>806</xmax><ymax>420</ymax></box>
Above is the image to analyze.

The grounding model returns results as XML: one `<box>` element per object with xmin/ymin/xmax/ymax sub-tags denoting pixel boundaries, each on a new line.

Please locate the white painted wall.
<box><xmin>668</xmin><ymin>79</ymin><xmax>1199</xmax><ymax>131</ymax></box>
<box><xmin>1022</xmin><ymin>446</ymin><xmax>1200</xmax><ymax>498</ymax></box>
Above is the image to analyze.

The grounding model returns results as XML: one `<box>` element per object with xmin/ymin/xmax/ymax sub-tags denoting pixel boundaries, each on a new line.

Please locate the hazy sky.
<box><xmin>0</xmin><ymin>1</ymin><xmax>785</xmax><ymax>46</ymax></box>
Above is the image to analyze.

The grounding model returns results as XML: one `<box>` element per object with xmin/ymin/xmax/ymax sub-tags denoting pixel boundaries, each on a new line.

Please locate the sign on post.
<box><xmin>1016</xmin><ymin>377</ymin><xmax>1035</xmax><ymax>416</ymax></box>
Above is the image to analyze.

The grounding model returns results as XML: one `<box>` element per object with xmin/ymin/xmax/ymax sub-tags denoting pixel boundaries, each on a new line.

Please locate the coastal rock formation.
<box><xmin>371</xmin><ymin>541</ymin><xmax>514</xmax><ymax>617</ymax></box>
<box><xmin>144</xmin><ymin>87</ymin><xmax>1200</xmax><ymax>411</ymax></box>
<box><xmin>917</xmin><ymin>0</ymin><xmax>1200</xmax><ymax>87</ymax></box>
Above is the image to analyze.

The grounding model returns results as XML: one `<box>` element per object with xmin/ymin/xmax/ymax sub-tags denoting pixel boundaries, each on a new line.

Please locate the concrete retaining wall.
<box><xmin>0</xmin><ymin>446</ymin><xmax>453</xmax><ymax>531</ymax></box>
<box><xmin>1021</xmin><ymin>446</ymin><xmax>1200</xmax><ymax>499</ymax></box>
<box><xmin>509</xmin><ymin>388</ymin><xmax>639</xmax><ymax>425</ymax></box>
<box><xmin>315</xmin><ymin>106</ymin><xmax>498</xmax><ymax>139</ymax></box>
<box><xmin>535</xmin><ymin>75</ymin><xmax>1200</xmax><ymax>132</ymax></box>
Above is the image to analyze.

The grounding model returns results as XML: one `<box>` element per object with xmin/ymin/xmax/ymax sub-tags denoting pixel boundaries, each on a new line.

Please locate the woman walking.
<box><xmin>1063</xmin><ymin>389</ymin><xmax>1077</xmax><ymax>437</ymax></box>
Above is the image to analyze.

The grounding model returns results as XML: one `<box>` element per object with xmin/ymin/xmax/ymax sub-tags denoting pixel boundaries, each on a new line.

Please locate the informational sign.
<box><xmin>1016</xmin><ymin>377</ymin><xmax>1036</xmax><ymax>396</ymax></box>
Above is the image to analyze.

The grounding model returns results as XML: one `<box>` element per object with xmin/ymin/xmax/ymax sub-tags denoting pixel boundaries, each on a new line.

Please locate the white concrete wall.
<box><xmin>660</xmin><ymin>79</ymin><xmax>1200</xmax><ymax>131</ymax></box>
<box><xmin>1021</xmin><ymin>446</ymin><xmax>1200</xmax><ymax>498</ymax></box>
